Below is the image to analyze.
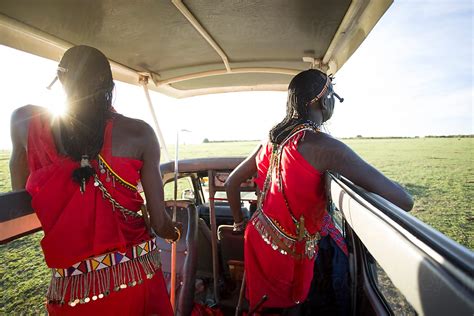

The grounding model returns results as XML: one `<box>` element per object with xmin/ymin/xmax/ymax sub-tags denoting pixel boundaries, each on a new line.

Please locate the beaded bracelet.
<box><xmin>233</xmin><ymin>220</ymin><xmax>246</xmax><ymax>232</ymax></box>
<box><xmin>165</xmin><ymin>226</ymin><xmax>181</xmax><ymax>243</ymax></box>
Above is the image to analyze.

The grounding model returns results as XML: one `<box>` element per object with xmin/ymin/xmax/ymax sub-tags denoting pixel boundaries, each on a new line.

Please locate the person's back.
<box><xmin>244</xmin><ymin>125</ymin><xmax>349</xmax><ymax>310</ymax></box>
<box><xmin>255</xmin><ymin>134</ymin><xmax>326</xmax><ymax>229</ymax></box>
<box><xmin>225</xmin><ymin>69</ymin><xmax>413</xmax><ymax>314</ymax></box>
<box><xmin>102</xmin><ymin>113</ymin><xmax>155</xmax><ymax>160</ymax></box>
<box><xmin>10</xmin><ymin>46</ymin><xmax>178</xmax><ymax>315</ymax></box>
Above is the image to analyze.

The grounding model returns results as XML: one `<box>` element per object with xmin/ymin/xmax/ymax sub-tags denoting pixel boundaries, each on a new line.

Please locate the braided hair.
<box><xmin>269</xmin><ymin>69</ymin><xmax>328</xmax><ymax>144</ymax></box>
<box><xmin>57</xmin><ymin>46</ymin><xmax>114</xmax><ymax>186</ymax></box>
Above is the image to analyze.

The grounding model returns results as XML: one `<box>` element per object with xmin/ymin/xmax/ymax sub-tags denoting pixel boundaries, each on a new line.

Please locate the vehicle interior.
<box><xmin>0</xmin><ymin>1</ymin><xmax>473</xmax><ymax>315</ymax></box>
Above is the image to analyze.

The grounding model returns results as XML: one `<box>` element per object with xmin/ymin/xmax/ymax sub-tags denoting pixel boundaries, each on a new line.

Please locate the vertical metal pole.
<box><xmin>170</xmin><ymin>131</ymin><xmax>179</xmax><ymax>314</ymax></box>
<box><xmin>139</xmin><ymin>75</ymin><xmax>171</xmax><ymax>161</ymax></box>
<box><xmin>208</xmin><ymin>170</ymin><xmax>220</xmax><ymax>303</ymax></box>
<box><xmin>174</xmin><ymin>131</ymin><xmax>179</xmax><ymax>209</ymax></box>
<box><xmin>235</xmin><ymin>270</ymin><xmax>246</xmax><ymax>316</ymax></box>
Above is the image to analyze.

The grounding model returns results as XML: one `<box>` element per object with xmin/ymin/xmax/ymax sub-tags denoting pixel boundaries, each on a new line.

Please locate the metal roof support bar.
<box><xmin>155</xmin><ymin>67</ymin><xmax>299</xmax><ymax>86</ymax></box>
<box><xmin>208</xmin><ymin>170</ymin><xmax>220</xmax><ymax>303</ymax></box>
<box><xmin>323</xmin><ymin>0</ymin><xmax>368</xmax><ymax>67</ymax></box>
<box><xmin>322</xmin><ymin>0</ymin><xmax>392</xmax><ymax>74</ymax></box>
<box><xmin>171</xmin><ymin>0</ymin><xmax>231</xmax><ymax>72</ymax></box>
<box><xmin>139</xmin><ymin>75</ymin><xmax>171</xmax><ymax>162</ymax></box>
<box><xmin>167</xmin><ymin>83</ymin><xmax>289</xmax><ymax>99</ymax></box>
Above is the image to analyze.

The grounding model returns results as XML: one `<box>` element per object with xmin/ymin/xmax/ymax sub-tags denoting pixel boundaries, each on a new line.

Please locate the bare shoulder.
<box><xmin>11</xmin><ymin>105</ymin><xmax>49</xmax><ymax>124</ymax></box>
<box><xmin>303</xmin><ymin>131</ymin><xmax>349</xmax><ymax>153</ymax></box>
<box><xmin>111</xmin><ymin>114</ymin><xmax>158</xmax><ymax>159</ymax></box>
<box><xmin>11</xmin><ymin>105</ymin><xmax>50</xmax><ymax>145</ymax></box>
<box><xmin>298</xmin><ymin>131</ymin><xmax>356</xmax><ymax>172</ymax></box>
<box><xmin>113</xmin><ymin>114</ymin><xmax>155</xmax><ymax>139</ymax></box>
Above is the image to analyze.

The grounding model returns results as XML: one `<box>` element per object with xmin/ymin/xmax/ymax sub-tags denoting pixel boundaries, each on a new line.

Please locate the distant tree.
<box><xmin>356</xmin><ymin>135</ymin><xmax>363</xmax><ymax>138</ymax></box>
<box><xmin>203</xmin><ymin>138</ymin><xmax>209</xmax><ymax>143</ymax></box>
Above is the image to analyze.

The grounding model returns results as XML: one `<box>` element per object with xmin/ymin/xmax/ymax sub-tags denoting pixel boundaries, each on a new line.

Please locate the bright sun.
<box><xmin>43</xmin><ymin>86</ymin><xmax>67</xmax><ymax>117</ymax></box>
<box><xmin>47</xmin><ymin>103</ymin><xmax>66</xmax><ymax>117</ymax></box>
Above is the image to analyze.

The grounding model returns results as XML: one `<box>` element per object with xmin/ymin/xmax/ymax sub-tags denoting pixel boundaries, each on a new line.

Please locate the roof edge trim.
<box><xmin>161</xmin><ymin>83</ymin><xmax>289</xmax><ymax>99</ymax></box>
<box><xmin>323</xmin><ymin>0</ymin><xmax>393</xmax><ymax>73</ymax></box>
<box><xmin>153</xmin><ymin>67</ymin><xmax>299</xmax><ymax>86</ymax></box>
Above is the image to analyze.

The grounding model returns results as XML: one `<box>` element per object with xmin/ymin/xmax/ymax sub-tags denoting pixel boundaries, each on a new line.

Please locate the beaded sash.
<box><xmin>47</xmin><ymin>237</ymin><xmax>161</xmax><ymax>307</ymax></box>
<box><xmin>93</xmin><ymin>154</ymin><xmax>142</xmax><ymax>219</ymax></box>
<box><xmin>251</xmin><ymin>209</ymin><xmax>321</xmax><ymax>259</ymax></box>
<box><xmin>254</xmin><ymin>123</ymin><xmax>322</xmax><ymax>260</ymax></box>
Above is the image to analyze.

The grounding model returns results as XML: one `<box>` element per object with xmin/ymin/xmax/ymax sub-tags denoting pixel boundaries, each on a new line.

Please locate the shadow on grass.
<box><xmin>403</xmin><ymin>183</ymin><xmax>429</xmax><ymax>199</ymax></box>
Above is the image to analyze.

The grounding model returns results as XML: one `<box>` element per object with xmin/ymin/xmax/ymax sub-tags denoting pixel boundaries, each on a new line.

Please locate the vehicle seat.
<box><xmin>196</xmin><ymin>218</ymin><xmax>214</xmax><ymax>279</ymax></box>
<box><xmin>218</xmin><ymin>225</ymin><xmax>244</xmax><ymax>279</ymax></box>
<box><xmin>197</xmin><ymin>203</ymin><xmax>250</xmax><ymax>228</ymax></box>
<box><xmin>157</xmin><ymin>200</ymin><xmax>198</xmax><ymax>316</ymax></box>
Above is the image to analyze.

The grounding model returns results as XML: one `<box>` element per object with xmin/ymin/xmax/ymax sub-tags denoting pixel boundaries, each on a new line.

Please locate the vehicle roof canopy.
<box><xmin>0</xmin><ymin>0</ymin><xmax>392</xmax><ymax>98</ymax></box>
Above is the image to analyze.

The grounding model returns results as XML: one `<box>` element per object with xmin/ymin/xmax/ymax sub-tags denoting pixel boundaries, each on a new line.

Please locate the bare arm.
<box><xmin>9</xmin><ymin>107</ymin><xmax>31</xmax><ymax>190</ymax></box>
<box><xmin>140</xmin><ymin>124</ymin><xmax>178</xmax><ymax>240</ymax></box>
<box><xmin>329</xmin><ymin>142</ymin><xmax>414</xmax><ymax>211</ymax></box>
<box><xmin>225</xmin><ymin>145</ymin><xmax>261</xmax><ymax>223</ymax></box>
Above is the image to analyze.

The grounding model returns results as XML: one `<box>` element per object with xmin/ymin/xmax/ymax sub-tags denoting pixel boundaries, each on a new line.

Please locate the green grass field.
<box><xmin>0</xmin><ymin>138</ymin><xmax>473</xmax><ymax>313</ymax></box>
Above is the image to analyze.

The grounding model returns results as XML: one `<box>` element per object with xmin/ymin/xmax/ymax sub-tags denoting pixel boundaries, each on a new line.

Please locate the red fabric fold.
<box><xmin>26</xmin><ymin>115</ymin><xmax>148</xmax><ymax>268</ymax></box>
<box><xmin>245</xmin><ymin>131</ymin><xmax>330</xmax><ymax>309</ymax></box>
<box><xmin>25</xmin><ymin>114</ymin><xmax>172</xmax><ymax>315</ymax></box>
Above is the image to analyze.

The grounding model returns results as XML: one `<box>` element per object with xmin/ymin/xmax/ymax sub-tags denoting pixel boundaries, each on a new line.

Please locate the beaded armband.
<box><xmin>233</xmin><ymin>220</ymin><xmax>247</xmax><ymax>232</ymax></box>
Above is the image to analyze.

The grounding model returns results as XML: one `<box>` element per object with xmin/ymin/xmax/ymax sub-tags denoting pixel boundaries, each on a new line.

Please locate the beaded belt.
<box><xmin>251</xmin><ymin>210</ymin><xmax>321</xmax><ymax>260</ymax></box>
<box><xmin>47</xmin><ymin>237</ymin><xmax>161</xmax><ymax>307</ymax></box>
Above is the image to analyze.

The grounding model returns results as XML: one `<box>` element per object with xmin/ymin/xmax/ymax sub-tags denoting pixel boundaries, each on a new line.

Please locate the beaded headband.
<box><xmin>307</xmin><ymin>76</ymin><xmax>330</xmax><ymax>106</ymax></box>
<box><xmin>307</xmin><ymin>75</ymin><xmax>344</xmax><ymax>105</ymax></box>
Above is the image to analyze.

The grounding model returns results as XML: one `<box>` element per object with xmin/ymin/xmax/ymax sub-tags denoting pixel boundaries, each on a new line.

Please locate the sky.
<box><xmin>0</xmin><ymin>0</ymin><xmax>472</xmax><ymax>149</ymax></box>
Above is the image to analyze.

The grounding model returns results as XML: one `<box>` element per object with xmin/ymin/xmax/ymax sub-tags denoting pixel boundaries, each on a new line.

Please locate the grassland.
<box><xmin>0</xmin><ymin>138</ymin><xmax>472</xmax><ymax>313</ymax></box>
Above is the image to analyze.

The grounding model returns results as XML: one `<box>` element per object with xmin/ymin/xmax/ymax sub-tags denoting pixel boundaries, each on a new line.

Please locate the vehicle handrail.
<box><xmin>327</xmin><ymin>172</ymin><xmax>473</xmax><ymax>277</ymax></box>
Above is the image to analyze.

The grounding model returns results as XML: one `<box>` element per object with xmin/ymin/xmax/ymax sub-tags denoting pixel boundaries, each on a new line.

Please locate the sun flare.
<box><xmin>47</xmin><ymin>103</ymin><xmax>66</xmax><ymax>117</ymax></box>
<box><xmin>44</xmin><ymin>86</ymin><xmax>67</xmax><ymax>117</ymax></box>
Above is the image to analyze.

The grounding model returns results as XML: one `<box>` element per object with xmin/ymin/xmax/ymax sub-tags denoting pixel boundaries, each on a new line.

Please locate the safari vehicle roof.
<box><xmin>0</xmin><ymin>0</ymin><xmax>392</xmax><ymax>98</ymax></box>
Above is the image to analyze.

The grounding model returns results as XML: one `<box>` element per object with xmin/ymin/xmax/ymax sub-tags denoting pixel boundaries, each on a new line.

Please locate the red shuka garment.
<box><xmin>245</xmin><ymin>131</ymin><xmax>347</xmax><ymax>310</ymax></box>
<box><xmin>26</xmin><ymin>114</ymin><xmax>173</xmax><ymax>316</ymax></box>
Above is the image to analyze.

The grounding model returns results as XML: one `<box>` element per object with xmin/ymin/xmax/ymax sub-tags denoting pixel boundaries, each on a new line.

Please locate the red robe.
<box><xmin>245</xmin><ymin>131</ymin><xmax>348</xmax><ymax>310</ymax></box>
<box><xmin>26</xmin><ymin>114</ymin><xmax>173</xmax><ymax>315</ymax></box>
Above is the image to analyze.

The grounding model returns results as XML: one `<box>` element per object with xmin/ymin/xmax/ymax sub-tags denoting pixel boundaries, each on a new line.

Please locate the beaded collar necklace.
<box><xmin>258</xmin><ymin>120</ymin><xmax>321</xmax><ymax>212</ymax></box>
<box><xmin>301</xmin><ymin>120</ymin><xmax>321</xmax><ymax>133</ymax></box>
<box><xmin>256</xmin><ymin>121</ymin><xmax>322</xmax><ymax>252</ymax></box>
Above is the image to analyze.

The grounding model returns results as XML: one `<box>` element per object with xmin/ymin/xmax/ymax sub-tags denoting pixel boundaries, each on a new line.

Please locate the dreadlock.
<box><xmin>57</xmin><ymin>46</ymin><xmax>114</xmax><ymax>186</ymax></box>
<box><xmin>269</xmin><ymin>69</ymin><xmax>328</xmax><ymax>144</ymax></box>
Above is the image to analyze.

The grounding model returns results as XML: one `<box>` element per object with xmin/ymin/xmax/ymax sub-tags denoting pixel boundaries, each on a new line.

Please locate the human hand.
<box><xmin>174</xmin><ymin>222</ymin><xmax>183</xmax><ymax>239</ymax></box>
<box><xmin>166</xmin><ymin>222</ymin><xmax>183</xmax><ymax>243</ymax></box>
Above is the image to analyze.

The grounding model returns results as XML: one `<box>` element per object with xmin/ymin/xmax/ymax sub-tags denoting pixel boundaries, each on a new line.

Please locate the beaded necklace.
<box><xmin>258</xmin><ymin>121</ymin><xmax>320</xmax><ymax>235</ymax></box>
<box><xmin>255</xmin><ymin>121</ymin><xmax>322</xmax><ymax>258</ymax></box>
